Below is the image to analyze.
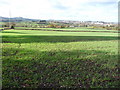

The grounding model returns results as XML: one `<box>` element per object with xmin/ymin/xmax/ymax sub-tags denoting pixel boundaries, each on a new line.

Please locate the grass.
<box><xmin>2</xmin><ymin>29</ymin><xmax>119</xmax><ymax>88</ymax></box>
<box><xmin>15</xmin><ymin>27</ymin><xmax>119</xmax><ymax>33</ymax></box>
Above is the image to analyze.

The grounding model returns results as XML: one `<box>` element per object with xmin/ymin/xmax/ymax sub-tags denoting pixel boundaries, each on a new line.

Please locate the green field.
<box><xmin>15</xmin><ymin>27</ymin><xmax>118</xmax><ymax>33</ymax></box>
<box><xmin>2</xmin><ymin>29</ymin><xmax>119</xmax><ymax>88</ymax></box>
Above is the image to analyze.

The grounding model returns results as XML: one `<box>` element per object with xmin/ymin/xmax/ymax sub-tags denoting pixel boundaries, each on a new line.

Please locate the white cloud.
<box><xmin>0</xmin><ymin>0</ymin><xmax>118</xmax><ymax>22</ymax></box>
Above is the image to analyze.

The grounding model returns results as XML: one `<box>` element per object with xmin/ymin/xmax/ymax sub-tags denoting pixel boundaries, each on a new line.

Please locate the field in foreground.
<box><xmin>2</xmin><ymin>29</ymin><xmax>119</xmax><ymax>88</ymax></box>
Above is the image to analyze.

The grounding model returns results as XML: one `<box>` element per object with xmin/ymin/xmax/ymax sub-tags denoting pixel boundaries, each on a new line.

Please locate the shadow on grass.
<box><xmin>3</xmin><ymin>48</ymin><xmax>119</xmax><ymax>88</ymax></box>
<box><xmin>2</xmin><ymin>31</ymin><xmax>27</xmax><ymax>34</ymax></box>
<box><xmin>2</xmin><ymin>35</ymin><xmax>118</xmax><ymax>43</ymax></box>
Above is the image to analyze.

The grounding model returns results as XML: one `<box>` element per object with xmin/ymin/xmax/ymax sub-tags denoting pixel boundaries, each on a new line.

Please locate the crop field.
<box><xmin>2</xmin><ymin>29</ymin><xmax>119</xmax><ymax>88</ymax></box>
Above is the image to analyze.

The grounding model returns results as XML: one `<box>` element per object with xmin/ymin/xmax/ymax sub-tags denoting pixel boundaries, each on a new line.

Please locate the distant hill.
<box><xmin>0</xmin><ymin>16</ymin><xmax>117</xmax><ymax>24</ymax></box>
<box><xmin>0</xmin><ymin>16</ymin><xmax>40</xmax><ymax>22</ymax></box>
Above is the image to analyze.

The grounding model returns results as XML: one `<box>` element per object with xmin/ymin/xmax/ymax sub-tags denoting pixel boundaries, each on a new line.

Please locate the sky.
<box><xmin>0</xmin><ymin>0</ymin><xmax>119</xmax><ymax>22</ymax></box>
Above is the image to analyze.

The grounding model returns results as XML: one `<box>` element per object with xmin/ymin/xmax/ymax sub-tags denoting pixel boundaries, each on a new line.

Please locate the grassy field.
<box><xmin>2</xmin><ymin>29</ymin><xmax>119</xmax><ymax>88</ymax></box>
<box><xmin>15</xmin><ymin>27</ymin><xmax>119</xmax><ymax>32</ymax></box>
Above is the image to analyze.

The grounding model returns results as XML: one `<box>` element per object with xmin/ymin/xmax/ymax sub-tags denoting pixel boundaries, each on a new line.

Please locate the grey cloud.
<box><xmin>48</xmin><ymin>0</ymin><xmax>69</xmax><ymax>10</ymax></box>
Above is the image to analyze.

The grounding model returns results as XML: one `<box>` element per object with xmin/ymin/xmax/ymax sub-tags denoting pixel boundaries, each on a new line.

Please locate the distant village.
<box><xmin>0</xmin><ymin>16</ymin><xmax>118</xmax><ymax>30</ymax></box>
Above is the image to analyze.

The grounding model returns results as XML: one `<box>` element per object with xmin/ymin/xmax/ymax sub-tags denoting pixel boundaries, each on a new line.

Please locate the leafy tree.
<box><xmin>10</xmin><ymin>25</ymin><xmax>14</xmax><ymax>29</ymax></box>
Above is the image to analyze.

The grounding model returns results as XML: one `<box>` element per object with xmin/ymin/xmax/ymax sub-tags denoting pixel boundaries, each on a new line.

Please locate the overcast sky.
<box><xmin>0</xmin><ymin>0</ymin><xmax>118</xmax><ymax>22</ymax></box>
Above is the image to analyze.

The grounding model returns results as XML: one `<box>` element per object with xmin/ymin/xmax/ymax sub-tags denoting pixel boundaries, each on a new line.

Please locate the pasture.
<box><xmin>2</xmin><ymin>29</ymin><xmax>119</xmax><ymax>88</ymax></box>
